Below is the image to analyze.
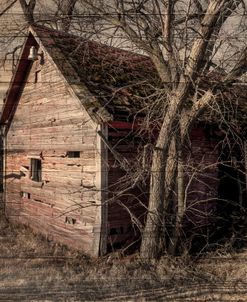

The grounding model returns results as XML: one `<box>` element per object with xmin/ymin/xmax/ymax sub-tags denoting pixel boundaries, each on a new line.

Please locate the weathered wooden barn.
<box><xmin>0</xmin><ymin>25</ymin><xmax>246</xmax><ymax>256</ymax></box>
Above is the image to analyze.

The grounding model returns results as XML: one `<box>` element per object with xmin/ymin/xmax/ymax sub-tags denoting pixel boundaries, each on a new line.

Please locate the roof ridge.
<box><xmin>29</xmin><ymin>24</ymin><xmax>150</xmax><ymax>61</ymax></box>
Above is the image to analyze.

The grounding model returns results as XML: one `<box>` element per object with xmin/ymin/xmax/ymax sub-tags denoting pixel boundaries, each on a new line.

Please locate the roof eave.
<box><xmin>0</xmin><ymin>33</ymin><xmax>37</xmax><ymax>127</ymax></box>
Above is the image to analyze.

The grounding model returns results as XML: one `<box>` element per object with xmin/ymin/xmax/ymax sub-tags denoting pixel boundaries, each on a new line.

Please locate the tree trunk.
<box><xmin>19</xmin><ymin>0</ymin><xmax>36</xmax><ymax>24</ymax></box>
<box><xmin>140</xmin><ymin>139</ymin><xmax>181</xmax><ymax>258</ymax></box>
<box><xmin>60</xmin><ymin>0</ymin><xmax>77</xmax><ymax>32</ymax></box>
<box><xmin>140</xmin><ymin>94</ymin><xmax>185</xmax><ymax>259</ymax></box>
<box><xmin>140</xmin><ymin>98</ymin><xmax>191</xmax><ymax>259</ymax></box>
<box><xmin>140</xmin><ymin>147</ymin><xmax>166</xmax><ymax>259</ymax></box>
<box><xmin>168</xmin><ymin>134</ymin><xmax>185</xmax><ymax>255</ymax></box>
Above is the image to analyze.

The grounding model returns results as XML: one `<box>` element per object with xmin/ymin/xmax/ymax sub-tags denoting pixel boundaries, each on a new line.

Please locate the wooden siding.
<box><xmin>5</xmin><ymin>48</ymin><xmax>101</xmax><ymax>255</ymax></box>
<box><xmin>107</xmin><ymin>128</ymin><xmax>148</xmax><ymax>249</ymax></box>
<box><xmin>183</xmin><ymin>127</ymin><xmax>219</xmax><ymax>231</ymax></box>
<box><xmin>106</xmin><ymin>125</ymin><xmax>220</xmax><ymax>249</ymax></box>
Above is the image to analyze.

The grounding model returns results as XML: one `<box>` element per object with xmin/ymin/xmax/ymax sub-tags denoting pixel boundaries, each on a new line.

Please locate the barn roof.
<box><xmin>33</xmin><ymin>25</ymin><xmax>160</xmax><ymax>114</ymax></box>
<box><xmin>1</xmin><ymin>25</ymin><xmax>246</xmax><ymax>128</ymax></box>
<box><xmin>0</xmin><ymin>25</ymin><xmax>161</xmax><ymax>125</ymax></box>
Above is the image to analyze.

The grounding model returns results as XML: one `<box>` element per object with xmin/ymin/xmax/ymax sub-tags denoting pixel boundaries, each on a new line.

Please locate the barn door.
<box><xmin>217</xmin><ymin>143</ymin><xmax>246</xmax><ymax>236</ymax></box>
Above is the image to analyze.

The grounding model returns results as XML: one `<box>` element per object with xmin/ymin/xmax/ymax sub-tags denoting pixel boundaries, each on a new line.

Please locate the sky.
<box><xmin>0</xmin><ymin>0</ymin><xmax>61</xmax><ymax>105</ymax></box>
<box><xmin>0</xmin><ymin>1</ymin><xmax>27</xmax><ymax>105</ymax></box>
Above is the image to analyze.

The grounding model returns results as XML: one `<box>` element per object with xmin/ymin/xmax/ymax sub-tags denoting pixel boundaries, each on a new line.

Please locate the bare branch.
<box><xmin>0</xmin><ymin>0</ymin><xmax>17</xmax><ymax>17</ymax></box>
<box><xmin>58</xmin><ymin>0</ymin><xmax>77</xmax><ymax>32</ymax></box>
<box><xmin>19</xmin><ymin>0</ymin><xmax>36</xmax><ymax>24</ymax></box>
<box><xmin>224</xmin><ymin>47</ymin><xmax>247</xmax><ymax>82</ymax></box>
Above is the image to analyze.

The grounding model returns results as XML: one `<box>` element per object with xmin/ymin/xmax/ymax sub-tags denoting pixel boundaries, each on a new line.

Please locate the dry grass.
<box><xmin>0</xmin><ymin>216</ymin><xmax>247</xmax><ymax>301</ymax></box>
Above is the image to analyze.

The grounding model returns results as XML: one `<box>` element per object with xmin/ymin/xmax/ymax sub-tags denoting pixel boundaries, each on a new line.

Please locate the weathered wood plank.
<box><xmin>5</xmin><ymin>48</ymin><xmax>99</xmax><ymax>256</ymax></box>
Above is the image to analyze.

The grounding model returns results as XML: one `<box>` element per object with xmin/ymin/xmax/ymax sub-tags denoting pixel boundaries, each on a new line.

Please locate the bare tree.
<box><xmin>55</xmin><ymin>0</ymin><xmax>78</xmax><ymax>32</ymax></box>
<box><xmin>18</xmin><ymin>0</ymin><xmax>78</xmax><ymax>28</ymax></box>
<box><xmin>0</xmin><ymin>0</ymin><xmax>79</xmax><ymax>75</ymax></box>
<box><xmin>0</xmin><ymin>0</ymin><xmax>79</xmax><ymax>48</ymax></box>
<box><xmin>73</xmin><ymin>0</ymin><xmax>247</xmax><ymax>259</ymax></box>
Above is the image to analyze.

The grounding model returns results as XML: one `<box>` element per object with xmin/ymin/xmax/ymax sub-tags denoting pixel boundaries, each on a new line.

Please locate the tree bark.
<box><xmin>19</xmin><ymin>0</ymin><xmax>36</xmax><ymax>24</ymax></box>
<box><xmin>60</xmin><ymin>0</ymin><xmax>77</xmax><ymax>32</ymax></box>
<box><xmin>168</xmin><ymin>131</ymin><xmax>185</xmax><ymax>255</ymax></box>
<box><xmin>140</xmin><ymin>147</ymin><xmax>166</xmax><ymax>259</ymax></box>
<box><xmin>140</xmin><ymin>103</ymin><xmax>180</xmax><ymax>258</ymax></box>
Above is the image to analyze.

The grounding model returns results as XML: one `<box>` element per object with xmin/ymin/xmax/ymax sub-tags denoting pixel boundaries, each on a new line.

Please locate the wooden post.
<box><xmin>245</xmin><ymin>141</ymin><xmax>247</xmax><ymax>197</ymax></box>
<box><xmin>93</xmin><ymin>124</ymin><xmax>108</xmax><ymax>256</ymax></box>
<box><xmin>0</xmin><ymin>126</ymin><xmax>5</xmax><ymax>212</ymax></box>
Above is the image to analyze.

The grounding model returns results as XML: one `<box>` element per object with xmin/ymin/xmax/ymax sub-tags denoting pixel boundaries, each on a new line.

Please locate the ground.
<box><xmin>1</xmin><ymin>215</ymin><xmax>247</xmax><ymax>301</ymax></box>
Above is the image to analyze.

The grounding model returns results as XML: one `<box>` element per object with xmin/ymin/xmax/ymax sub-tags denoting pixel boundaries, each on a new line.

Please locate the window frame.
<box><xmin>67</xmin><ymin>151</ymin><xmax>80</xmax><ymax>158</ymax></box>
<box><xmin>30</xmin><ymin>158</ymin><xmax>42</xmax><ymax>182</ymax></box>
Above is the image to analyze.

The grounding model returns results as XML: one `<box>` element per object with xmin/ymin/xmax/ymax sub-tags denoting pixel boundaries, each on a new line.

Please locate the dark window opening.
<box><xmin>65</xmin><ymin>216</ymin><xmax>76</xmax><ymax>225</ymax></box>
<box><xmin>110</xmin><ymin>228</ymin><xmax>117</xmax><ymax>235</ymax></box>
<box><xmin>30</xmin><ymin>158</ymin><xmax>42</xmax><ymax>182</ymax></box>
<box><xmin>67</xmin><ymin>151</ymin><xmax>80</xmax><ymax>158</ymax></box>
<box><xmin>109</xmin><ymin>227</ymin><xmax>124</xmax><ymax>235</ymax></box>
<box><xmin>20</xmin><ymin>191</ymin><xmax>30</xmax><ymax>199</ymax></box>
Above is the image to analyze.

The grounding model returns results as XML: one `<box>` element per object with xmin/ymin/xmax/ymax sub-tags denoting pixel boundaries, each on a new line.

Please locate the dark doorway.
<box><xmin>215</xmin><ymin>144</ymin><xmax>246</xmax><ymax>244</ymax></box>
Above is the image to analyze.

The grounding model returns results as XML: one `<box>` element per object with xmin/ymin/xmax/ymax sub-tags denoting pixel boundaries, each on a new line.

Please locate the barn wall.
<box><xmin>106</xmin><ymin>124</ymin><xmax>220</xmax><ymax>249</ymax></box>
<box><xmin>5</xmin><ymin>48</ymin><xmax>101</xmax><ymax>255</ymax></box>
<box><xmin>183</xmin><ymin>127</ymin><xmax>220</xmax><ymax>231</ymax></box>
<box><xmin>107</xmin><ymin>125</ymin><xmax>148</xmax><ymax>249</ymax></box>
